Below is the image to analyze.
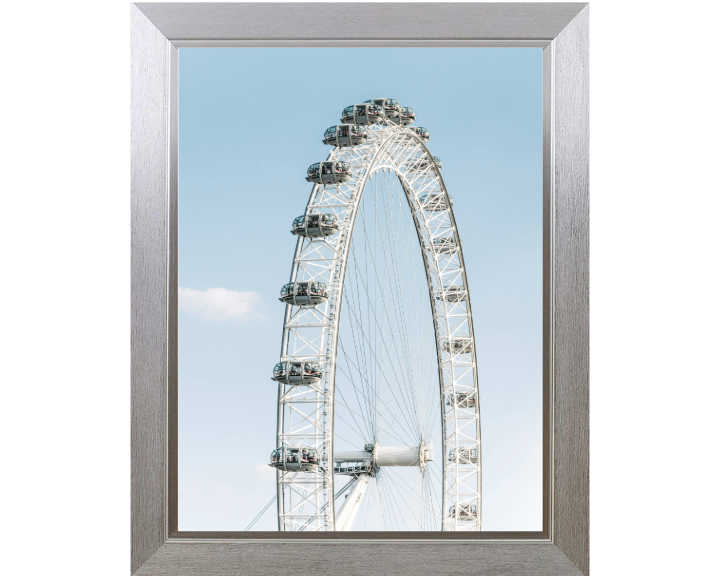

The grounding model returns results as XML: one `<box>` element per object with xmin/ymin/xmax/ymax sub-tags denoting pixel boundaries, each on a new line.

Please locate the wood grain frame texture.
<box><xmin>131</xmin><ymin>3</ymin><xmax>588</xmax><ymax>575</ymax></box>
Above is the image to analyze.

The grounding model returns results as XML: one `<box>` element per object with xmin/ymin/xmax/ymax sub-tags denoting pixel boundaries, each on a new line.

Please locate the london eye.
<box><xmin>269</xmin><ymin>98</ymin><xmax>481</xmax><ymax>531</ymax></box>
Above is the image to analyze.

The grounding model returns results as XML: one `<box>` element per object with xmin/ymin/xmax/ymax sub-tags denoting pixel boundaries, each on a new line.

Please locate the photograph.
<box><xmin>8</xmin><ymin>1</ymin><xmax>720</xmax><ymax>574</ymax></box>
<box><xmin>177</xmin><ymin>46</ymin><xmax>543</xmax><ymax>532</ymax></box>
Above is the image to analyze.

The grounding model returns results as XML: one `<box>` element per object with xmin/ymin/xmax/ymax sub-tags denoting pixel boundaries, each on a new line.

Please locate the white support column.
<box><xmin>335</xmin><ymin>476</ymin><xmax>370</xmax><ymax>531</ymax></box>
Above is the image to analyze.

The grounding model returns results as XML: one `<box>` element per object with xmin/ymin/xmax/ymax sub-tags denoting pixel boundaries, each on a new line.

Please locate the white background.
<box><xmin>1</xmin><ymin>0</ymin><xmax>718</xmax><ymax>574</ymax></box>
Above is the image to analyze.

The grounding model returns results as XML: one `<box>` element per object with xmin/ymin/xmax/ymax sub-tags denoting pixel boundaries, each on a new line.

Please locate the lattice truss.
<box><xmin>277</xmin><ymin>120</ymin><xmax>481</xmax><ymax>531</ymax></box>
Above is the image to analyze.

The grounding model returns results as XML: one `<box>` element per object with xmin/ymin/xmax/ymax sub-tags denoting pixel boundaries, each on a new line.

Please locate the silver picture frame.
<box><xmin>131</xmin><ymin>3</ymin><xmax>589</xmax><ymax>574</ymax></box>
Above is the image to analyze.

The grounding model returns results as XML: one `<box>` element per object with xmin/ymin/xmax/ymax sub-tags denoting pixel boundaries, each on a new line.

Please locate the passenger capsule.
<box><xmin>333</xmin><ymin>462</ymin><xmax>374</xmax><ymax>476</ymax></box>
<box><xmin>408</xmin><ymin>156</ymin><xmax>442</xmax><ymax>172</ymax></box>
<box><xmin>272</xmin><ymin>360</ymin><xmax>323</xmax><ymax>385</ymax></box>
<box><xmin>448</xmin><ymin>502</ymin><xmax>479</xmax><ymax>519</ymax></box>
<box><xmin>363</xmin><ymin>98</ymin><xmax>400</xmax><ymax>118</ymax></box>
<box><xmin>269</xmin><ymin>446</ymin><xmax>320</xmax><ymax>472</ymax></box>
<box><xmin>341</xmin><ymin>103</ymin><xmax>384</xmax><ymax>125</ymax></box>
<box><xmin>448</xmin><ymin>447</ymin><xmax>479</xmax><ymax>464</ymax></box>
<box><xmin>419</xmin><ymin>192</ymin><xmax>453</xmax><ymax>212</ymax></box>
<box><xmin>291</xmin><ymin>213</ymin><xmax>339</xmax><ymax>238</ymax></box>
<box><xmin>398</xmin><ymin>107</ymin><xmax>416</xmax><ymax>125</ymax></box>
<box><xmin>441</xmin><ymin>338</ymin><xmax>473</xmax><ymax>355</ymax></box>
<box><xmin>306</xmin><ymin>161</ymin><xmax>352</xmax><ymax>185</ymax></box>
<box><xmin>279</xmin><ymin>281</ymin><xmax>329</xmax><ymax>306</ymax></box>
<box><xmin>446</xmin><ymin>391</ymin><xmax>476</xmax><ymax>407</ymax></box>
<box><xmin>436</xmin><ymin>285</ymin><xmax>466</xmax><ymax>302</ymax></box>
<box><xmin>408</xmin><ymin>126</ymin><xmax>430</xmax><ymax>142</ymax></box>
<box><xmin>432</xmin><ymin>236</ymin><xmax>458</xmax><ymax>254</ymax></box>
<box><xmin>323</xmin><ymin>124</ymin><xmax>368</xmax><ymax>147</ymax></box>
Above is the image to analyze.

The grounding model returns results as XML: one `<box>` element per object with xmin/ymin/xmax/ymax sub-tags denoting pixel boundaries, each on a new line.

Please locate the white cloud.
<box><xmin>179</xmin><ymin>287</ymin><xmax>264</xmax><ymax>322</ymax></box>
<box><xmin>252</xmin><ymin>463</ymin><xmax>277</xmax><ymax>481</ymax></box>
<box><xmin>207</xmin><ymin>480</ymin><xmax>229</xmax><ymax>492</ymax></box>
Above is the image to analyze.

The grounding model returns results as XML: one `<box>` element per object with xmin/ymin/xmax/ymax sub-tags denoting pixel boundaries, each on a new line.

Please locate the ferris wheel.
<box><xmin>268</xmin><ymin>99</ymin><xmax>481</xmax><ymax>531</ymax></box>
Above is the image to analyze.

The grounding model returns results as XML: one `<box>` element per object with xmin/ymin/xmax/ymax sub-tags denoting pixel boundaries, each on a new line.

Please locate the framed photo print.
<box><xmin>131</xmin><ymin>3</ymin><xmax>588</xmax><ymax>574</ymax></box>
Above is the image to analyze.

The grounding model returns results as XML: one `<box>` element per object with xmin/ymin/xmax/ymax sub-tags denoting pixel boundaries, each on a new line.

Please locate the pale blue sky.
<box><xmin>178</xmin><ymin>47</ymin><xmax>543</xmax><ymax>531</ymax></box>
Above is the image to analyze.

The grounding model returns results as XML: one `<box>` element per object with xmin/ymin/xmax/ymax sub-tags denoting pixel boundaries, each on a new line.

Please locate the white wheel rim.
<box><xmin>276</xmin><ymin>118</ymin><xmax>481</xmax><ymax>531</ymax></box>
